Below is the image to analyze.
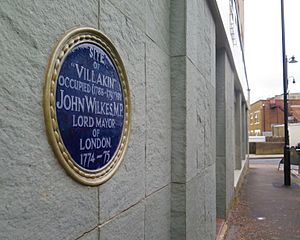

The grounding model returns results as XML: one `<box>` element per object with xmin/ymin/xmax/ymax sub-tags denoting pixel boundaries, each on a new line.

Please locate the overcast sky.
<box><xmin>244</xmin><ymin>0</ymin><xmax>300</xmax><ymax>103</ymax></box>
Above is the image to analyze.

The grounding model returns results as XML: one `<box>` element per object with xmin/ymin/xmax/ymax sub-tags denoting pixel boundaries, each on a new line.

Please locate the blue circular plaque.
<box><xmin>44</xmin><ymin>28</ymin><xmax>131</xmax><ymax>185</ymax></box>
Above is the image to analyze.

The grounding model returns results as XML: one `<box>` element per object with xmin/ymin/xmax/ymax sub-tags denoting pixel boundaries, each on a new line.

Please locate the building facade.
<box><xmin>0</xmin><ymin>0</ymin><xmax>248</xmax><ymax>239</ymax></box>
<box><xmin>249</xmin><ymin>93</ymin><xmax>300</xmax><ymax>136</ymax></box>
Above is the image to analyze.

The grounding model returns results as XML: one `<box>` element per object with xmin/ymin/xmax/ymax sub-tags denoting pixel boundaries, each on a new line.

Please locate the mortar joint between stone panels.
<box><xmin>185</xmin><ymin>173</ymin><xmax>206</xmax><ymax>185</ymax></box>
<box><xmin>145</xmin><ymin>34</ymin><xmax>170</xmax><ymax>57</ymax></box>
<box><xmin>186</xmin><ymin>55</ymin><xmax>213</xmax><ymax>86</ymax></box>
<box><xmin>98</xmin><ymin>0</ymin><xmax>101</xmax><ymax>30</ymax></box>
<box><xmin>184</xmin><ymin>0</ymin><xmax>187</xmax><ymax>44</ymax></box>
<box><xmin>171</xmin><ymin>181</ymin><xmax>186</xmax><ymax>185</ymax></box>
<box><xmin>106</xmin><ymin>0</ymin><xmax>146</xmax><ymax>35</ymax></box>
<box><xmin>74</xmin><ymin>225</ymin><xmax>99</xmax><ymax>240</ymax></box>
<box><xmin>144</xmin><ymin>40</ymin><xmax>147</xmax><ymax>199</ymax></box>
<box><xmin>98</xmin><ymin>225</ymin><xmax>100</xmax><ymax>240</ymax></box>
<box><xmin>170</xmin><ymin>54</ymin><xmax>186</xmax><ymax>58</ymax></box>
<box><xmin>144</xmin><ymin>197</ymin><xmax>146</xmax><ymax>240</ymax></box>
<box><xmin>145</xmin><ymin>183</ymin><xmax>170</xmax><ymax>199</ymax></box>
<box><xmin>98</xmin><ymin>198</ymin><xmax>145</xmax><ymax>228</ymax></box>
<box><xmin>97</xmin><ymin>187</ymin><xmax>100</xmax><ymax>226</ymax></box>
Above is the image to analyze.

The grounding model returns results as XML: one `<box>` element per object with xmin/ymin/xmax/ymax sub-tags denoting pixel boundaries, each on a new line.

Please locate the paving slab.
<box><xmin>225</xmin><ymin>159</ymin><xmax>300</xmax><ymax>240</ymax></box>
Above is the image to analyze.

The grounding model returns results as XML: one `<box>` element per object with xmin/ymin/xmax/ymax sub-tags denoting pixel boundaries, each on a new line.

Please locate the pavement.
<box><xmin>223</xmin><ymin>156</ymin><xmax>300</xmax><ymax>240</ymax></box>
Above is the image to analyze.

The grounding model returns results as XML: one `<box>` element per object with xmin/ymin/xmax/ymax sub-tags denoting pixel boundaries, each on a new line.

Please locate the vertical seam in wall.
<box><xmin>144</xmin><ymin>200</ymin><xmax>146</xmax><ymax>240</ymax></box>
<box><xmin>184</xmin><ymin>0</ymin><xmax>187</xmax><ymax>54</ymax></box>
<box><xmin>98</xmin><ymin>0</ymin><xmax>100</xmax><ymax>30</ymax></box>
<box><xmin>144</xmin><ymin>40</ymin><xmax>147</xmax><ymax>199</ymax></box>
<box><xmin>144</xmin><ymin>39</ymin><xmax>147</xmax><ymax>240</ymax></box>
<box><xmin>97</xmin><ymin>187</ymin><xmax>100</xmax><ymax>240</ymax></box>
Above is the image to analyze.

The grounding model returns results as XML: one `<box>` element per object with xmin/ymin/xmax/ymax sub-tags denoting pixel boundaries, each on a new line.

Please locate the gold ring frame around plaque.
<box><xmin>43</xmin><ymin>27</ymin><xmax>131</xmax><ymax>186</ymax></box>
